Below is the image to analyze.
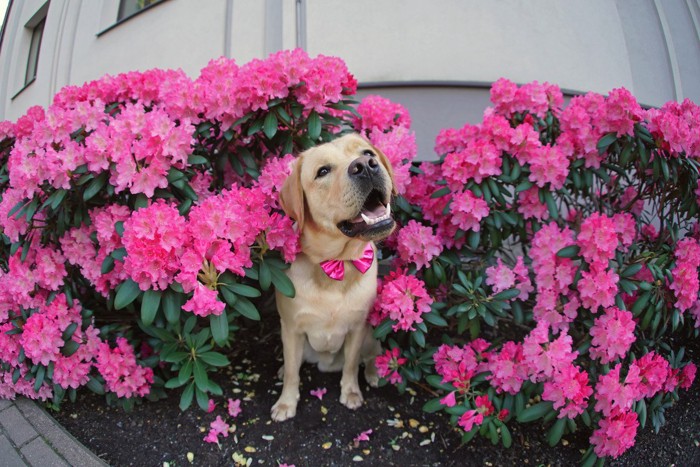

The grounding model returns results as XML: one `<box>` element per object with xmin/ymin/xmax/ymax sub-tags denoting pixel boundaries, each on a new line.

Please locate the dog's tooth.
<box><xmin>361</xmin><ymin>213</ymin><xmax>375</xmax><ymax>225</ymax></box>
<box><xmin>386</xmin><ymin>203</ymin><xmax>391</xmax><ymax>215</ymax></box>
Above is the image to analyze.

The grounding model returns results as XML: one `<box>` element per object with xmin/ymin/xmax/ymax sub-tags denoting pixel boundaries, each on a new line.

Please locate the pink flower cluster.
<box><xmin>375</xmin><ymin>347</ymin><xmax>406</xmax><ymax>385</ymax></box>
<box><xmin>670</xmin><ymin>238</ymin><xmax>700</xmax><ymax>313</ymax></box>
<box><xmin>589</xmin><ymin>307</ymin><xmax>636</xmax><ymax>364</ymax></box>
<box><xmin>395</xmin><ymin>220</ymin><xmax>443</xmax><ymax>270</ymax></box>
<box><xmin>95</xmin><ymin>337</ymin><xmax>154</xmax><ymax>399</ymax></box>
<box><xmin>646</xmin><ymin>98</ymin><xmax>700</xmax><ymax>157</ymax></box>
<box><xmin>490</xmin><ymin>78</ymin><xmax>563</xmax><ymax>119</ymax></box>
<box><xmin>370</xmin><ymin>270</ymin><xmax>433</xmax><ymax>332</ymax></box>
<box><xmin>61</xmin><ymin>204</ymin><xmax>131</xmax><ymax>296</ymax></box>
<box><xmin>197</xmin><ymin>49</ymin><xmax>356</xmax><ymax>127</ymax></box>
<box><xmin>485</xmin><ymin>256</ymin><xmax>533</xmax><ymax>300</ymax></box>
<box><xmin>355</xmin><ymin>95</ymin><xmax>412</xmax><ymax>133</ymax></box>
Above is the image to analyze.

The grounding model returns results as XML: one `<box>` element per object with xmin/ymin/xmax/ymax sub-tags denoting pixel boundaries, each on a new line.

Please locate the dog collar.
<box><xmin>319</xmin><ymin>243</ymin><xmax>374</xmax><ymax>281</ymax></box>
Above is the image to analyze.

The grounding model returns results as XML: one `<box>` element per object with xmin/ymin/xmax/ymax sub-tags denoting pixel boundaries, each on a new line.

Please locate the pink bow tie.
<box><xmin>320</xmin><ymin>243</ymin><xmax>374</xmax><ymax>281</ymax></box>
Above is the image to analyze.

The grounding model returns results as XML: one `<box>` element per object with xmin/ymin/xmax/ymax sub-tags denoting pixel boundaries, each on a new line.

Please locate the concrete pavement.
<box><xmin>0</xmin><ymin>398</ymin><xmax>107</xmax><ymax>466</ymax></box>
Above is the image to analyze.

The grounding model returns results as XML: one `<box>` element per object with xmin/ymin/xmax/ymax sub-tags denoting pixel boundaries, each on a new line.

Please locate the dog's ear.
<box><xmin>372</xmin><ymin>143</ymin><xmax>398</xmax><ymax>196</ymax></box>
<box><xmin>279</xmin><ymin>156</ymin><xmax>305</xmax><ymax>229</ymax></box>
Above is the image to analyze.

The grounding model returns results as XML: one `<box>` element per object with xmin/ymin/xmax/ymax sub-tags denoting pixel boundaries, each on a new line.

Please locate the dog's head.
<box><xmin>279</xmin><ymin>133</ymin><xmax>396</xmax><ymax>250</ymax></box>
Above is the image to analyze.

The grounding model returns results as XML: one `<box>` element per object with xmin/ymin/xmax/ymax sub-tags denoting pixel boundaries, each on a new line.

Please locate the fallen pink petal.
<box><xmin>227</xmin><ymin>398</ymin><xmax>242</xmax><ymax>418</ymax></box>
<box><xmin>310</xmin><ymin>388</ymin><xmax>327</xmax><ymax>400</ymax></box>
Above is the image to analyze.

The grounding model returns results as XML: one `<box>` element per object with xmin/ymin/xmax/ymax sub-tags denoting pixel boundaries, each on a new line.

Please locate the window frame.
<box><xmin>97</xmin><ymin>0</ymin><xmax>169</xmax><ymax>37</ymax></box>
<box><xmin>24</xmin><ymin>16</ymin><xmax>46</xmax><ymax>87</ymax></box>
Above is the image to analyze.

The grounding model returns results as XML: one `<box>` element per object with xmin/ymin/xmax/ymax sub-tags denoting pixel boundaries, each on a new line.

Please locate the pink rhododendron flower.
<box><xmin>371</xmin><ymin>270</ymin><xmax>433</xmax><ymax>332</ymax></box>
<box><xmin>578</xmin><ymin>266</ymin><xmax>619</xmax><ymax>312</ymax></box>
<box><xmin>679</xmin><ymin>362</ymin><xmax>697</xmax><ymax>390</ymax></box>
<box><xmin>433</xmin><ymin>341</ymin><xmax>491</xmax><ymax>392</ymax></box>
<box><xmin>594</xmin><ymin>363</ymin><xmax>641</xmax><ymax>417</ymax></box>
<box><xmin>589</xmin><ymin>306</ymin><xmax>636</xmax><ymax>364</ymax></box>
<box><xmin>443</xmin><ymin>138</ymin><xmax>501</xmax><ymax>187</ymax></box>
<box><xmin>670</xmin><ymin>238</ymin><xmax>700</xmax><ymax>312</ymax></box>
<box><xmin>182</xmin><ymin>283</ymin><xmax>225</xmax><ymax>318</ymax></box>
<box><xmin>227</xmin><ymin>398</ymin><xmax>242</xmax><ymax>418</ymax></box>
<box><xmin>590</xmin><ymin>411</ymin><xmax>639</xmax><ymax>458</ymax></box>
<box><xmin>486</xmin><ymin>341</ymin><xmax>527</xmax><ymax>394</ymax></box>
<box><xmin>265</xmin><ymin>213</ymin><xmax>301</xmax><ymax>263</ymax></box>
<box><xmin>577</xmin><ymin>213</ymin><xmax>619</xmax><ymax>267</ymax></box>
<box><xmin>353</xmin><ymin>429</ymin><xmax>373</xmax><ymax>445</ymax></box>
<box><xmin>485</xmin><ymin>259</ymin><xmax>516</xmax><ymax>293</ymax></box>
<box><xmin>450</xmin><ymin>190</ymin><xmax>489</xmax><ymax>233</ymax></box>
<box><xmin>517</xmin><ymin>187</ymin><xmax>549</xmax><ymax>221</ymax></box>
<box><xmin>440</xmin><ymin>391</ymin><xmax>457</xmax><ymax>407</ymax></box>
<box><xmin>310</xmin><ymin>387</ymin><xmax>327</xmax><ymax>400</ymax></box>
<box><xmin>630</xmin><ymin>352</ymin><xmax>670</xmax><ymax>399</ymax></box>
<box><xmin>457</xmin><ymin>395</ymin><xmax>494</xmax><ymax>432</ymax></box>
<box><xmin>522</xmin><ymin>321</ymin><xmax>578</xmax><ymax>382</ymax></box>
<box><xmin>375</xmin><ymin>347</ymin><xmax>406</xmax><ymax>385</ymax></box>
<box><xmin>542</xmin><ymin>364</ymin><xmax>593</xmax><ymax>419</ymax></box>
<box><xmin>396</xmin><ymin>220</ymin><xmax>443</xmax><ymax>270</ymax></box>
<box><xmin>207</xmin><ymin>399</ymin><xmax>217</xmax><ymax>413</ymax></box>
<box><xmin>122</xmin><ymin>200</ymin><xmax>189</xmax><ymax>291</ymax></box>
<box><xmin>95</xmin><ymin>337</ymin><xmax>154</xmax><ymax>399</ymax></box>
<box><xmin>355</xmin><ymin>95</ymin><xmax>411</xmax><ymax>132</ymax></box>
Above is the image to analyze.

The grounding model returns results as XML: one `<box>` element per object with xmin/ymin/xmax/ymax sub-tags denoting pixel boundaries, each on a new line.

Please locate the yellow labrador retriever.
<box><xmin>272</xmin><ymin>133</ymin><xmax>396</xmax><ymax>422</ymax></box>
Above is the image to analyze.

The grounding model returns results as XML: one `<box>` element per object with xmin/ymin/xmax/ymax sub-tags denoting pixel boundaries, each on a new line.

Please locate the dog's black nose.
<box><xmin>348</xmin><ymin>155</ymin><xmax>379</xmax><ymax>179</ymax></box>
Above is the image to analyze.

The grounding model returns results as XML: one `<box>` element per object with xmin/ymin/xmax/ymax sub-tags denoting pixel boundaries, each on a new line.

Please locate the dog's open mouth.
<box><xmin>337</xmin><ymin>189</ymin><xmax>394</xmax><ymax>238</ymax></box>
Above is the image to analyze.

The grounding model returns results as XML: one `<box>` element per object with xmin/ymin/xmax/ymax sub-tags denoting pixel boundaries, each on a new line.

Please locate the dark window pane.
<box><xmin>25</xmin><ymin>17</ymin><xmax>45</xmax><ymax>85</ymax></box>
<box><xmin>118</xmin><ymin>0</ymin><xmax>161</xmax><ymax>21</ymax></box>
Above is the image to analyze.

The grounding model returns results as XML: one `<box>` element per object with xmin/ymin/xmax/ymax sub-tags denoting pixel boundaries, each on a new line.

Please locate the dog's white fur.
<box><xmin>271</xmin><ymin>134</ymin><xmax>396</xmax><ymax>422</ymax></box>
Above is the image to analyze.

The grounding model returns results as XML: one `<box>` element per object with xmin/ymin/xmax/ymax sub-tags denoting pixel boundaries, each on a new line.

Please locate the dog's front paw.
<box><xmin>271</xmin><ymin>400</ymin><xmax>297</xmax><ymax>422</ymax></box>
<box><xmin>340</xmin><ymin>389</ymin><xmax>364</xmax><ymax>410</ymax></box>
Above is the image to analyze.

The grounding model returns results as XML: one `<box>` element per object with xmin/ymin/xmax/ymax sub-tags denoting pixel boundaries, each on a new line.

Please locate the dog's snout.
<box><xmin>348</xmin><ymin>155</ymin><xmax>380</xmax><ymax>179</ymax></box>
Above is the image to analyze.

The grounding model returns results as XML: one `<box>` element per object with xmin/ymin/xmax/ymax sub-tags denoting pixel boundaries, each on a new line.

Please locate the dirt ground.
<box><xmin>53</xmin><ymin>311</ymin><xmax>700</xmax><ymax>467</ymax></box>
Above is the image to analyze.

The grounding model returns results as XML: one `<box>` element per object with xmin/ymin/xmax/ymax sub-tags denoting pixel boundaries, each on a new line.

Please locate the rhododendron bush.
<box><xmin>371</xmin><ymin>79</ymin><xmax>700</xmax><ymax>466</ymax></box>
<box><xmin>0</xmin><ymin>51</ymin><xmax>699</xmax><ymax>465</ymax></box>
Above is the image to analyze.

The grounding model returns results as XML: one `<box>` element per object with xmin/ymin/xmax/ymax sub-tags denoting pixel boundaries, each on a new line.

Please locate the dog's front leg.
<box><xmin>340</xmin><ymin>325</ymin><xmax>366</xmax><ymax>410</ymax></box>
<box><xmin>271</xmin><ymin>321</ymin><xmax>304</xmax><ymax>422</ymax></box>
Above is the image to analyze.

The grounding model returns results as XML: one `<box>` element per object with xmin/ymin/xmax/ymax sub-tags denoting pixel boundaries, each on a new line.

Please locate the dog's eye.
<box><xmin>363</xmin><ymin>150</ymin><xmax>376</xmax><ymax>158</ymax></box>
<box><xmin>316</xmin><ymin>166</ymin><xmax>331</xmax><ymax>178</ymax></box>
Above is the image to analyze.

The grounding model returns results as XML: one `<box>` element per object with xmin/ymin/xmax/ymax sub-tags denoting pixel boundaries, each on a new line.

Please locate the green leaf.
<box><xmin>101</xmin><ymin>255</ymin><xmax>115</xmax><ymax>274</ymax></box>
<box><xmin>110</xmin><ymin>247</ymin><xmax>127</xmax><ymax>261</ymax></box>
<box><xmin>114</xmin><ymin>279</ymin><xmax>142</xmax><ymax>310</ymax></box>
<box><xmin>141</xmin><ymin>289</ymin><xmax>162</xmax><ymax>326</ymax></box>
<box><xmin>556</xmin><ymin>245</ymin><xmax>580</xmax><ymax>258</ymax></box>
<box><xmin>422</xmin><ymin>398</ymin><xmax>444</xmax><ymax>413</ymax></box>
<box><xmin>60</xmin><ymin>340</ymin><xmax>80</xmax><ymax>357</ymax></box>
<box><xmin>193</xmin><ymin>360</ymin><xmax>208</xmax><ymax>391</ymax></box>
<box><xmin>597</xmin><ymin>132</ymin><xmax>617</xmax><ymax>154</ymax></box>
<box><xmin>187</xmin><ymin>155</ymin><xmax>208</xmax><ymax>165</ymax></box>
<box><xmin>33</xmin><ymin>366</ymin><xmax>45</xmax><ymax>392</ymax></box>
<box><xmin>179</xmin><ymin>382</ymin><xmax>194</xmax><ymax>411</ymax></box>
<box><xmin>259</xmin><ymin>261</ymin><xmax>272</xmax><ymax>291</ymax></box>
<box><xmin>263</xmin><ymin>112</ymin><xmax>279</xmax><ymax>139</ymax></box>
<box><xmin>423</xmin><ymin>311</ymin><xmax>448</xmax><ymax>327</ymax></box>
<box><xmin>86</xmin><ymin>376</ymin><xmax>105</xmax><ymax>395</ymax></box>
<box><xmin>542</xmin><ymin>190</ymin><xmax>559</xmax><ymax>219</ymax></box>
<box><xmin>492</xmin><ymin>288</ymin><xmax>520</xmax><ymax>301</ymax></box>
<box><xmin>621</xmin><ymin>263</ymin><xmax>643</xmax><ymax>278</ymax></box>
<box><xmin>226</xmin><ymin>283</ymin><xmax>261</xmax><ymax>298</ymax></box>
<box><xmin>373</xmin><ymin>319</ymin><xmax>394</xmax><ymax>340</ymax></box>
<box><xmin>516</xmin><ymin>401</ymin><xmax>554</xmax><ymax>423</ymax></box>
<box><xmin>430</xmin><ymin>187</ymin><xmax>451</xmax><ymax>199</ymax></box>
<box><xmin>307</xmin><ymin>111</ymin><xmax>321</xmax><ymax>140</ymax></box>
<box><xmin>210</xmin><ymin>310</ymin><xmax>229</xmax><ymax>346</ymax></box>
<box><xmin>198</xmin><ymin>352</ymin><xmax>230</xmax><ymax>367</ymax></box>
<box><xmin>83</xmin><ymin>172</ymin><xmax>108</xmax><ymax>201</ymax></box>
<box><xmin>61</xmin><ymin>323</ymin><xmax>78</xmax><ymax>342</ymax></box>
<box><xmin>547</xmin><ymin>417</ymin><xmax>566</xmax><ymax>447</ymax></box>
<box><xmin>165</xmin><ymin>377</ymin><xmax>187</xmax><ymax>389</ymax></box>
<box><xmin>196</xmin><ymin>387</ymin><xmax>209</xmax><ymax>411</ymax></box>
<box><xmin>501</xmin><ymin>424</ymin><xmax>512</xmax><ymax>448</ymax></box>
<box><xmin>48</xmin><ymin>189</ymin><xmax>68</xmax><ymax>210</ymax></box>
<box><xmin>234</xmin><ymin>296</ymin><xmax>260</xmax><ymax>321</ymax></box>
<box><xmin>270</xmin><ymin>266</ymin><xmax>295</xmax><ymax>298</ymax></box>
<box><xmin>162</xmin><ymin>289</ymin><xmax>182</xmax><ymax>324</ymax></box>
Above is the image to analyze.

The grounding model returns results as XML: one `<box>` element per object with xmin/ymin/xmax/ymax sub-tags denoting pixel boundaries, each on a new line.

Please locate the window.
<box><xmin>24</xmin><ymin>16</ymin><xmax>46</xmax><ymax>86</ymax></box>
<box><xmin>117</xmin><ymin>0</ymin><xmax>162</xmax><ymax>21</ymax></box>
